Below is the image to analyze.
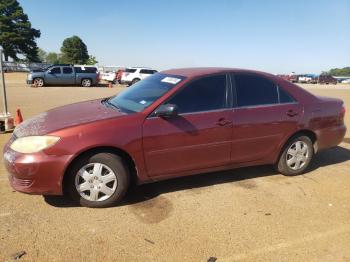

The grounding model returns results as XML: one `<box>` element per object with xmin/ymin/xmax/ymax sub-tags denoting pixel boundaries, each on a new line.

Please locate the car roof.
<box><xmin>162</xmin><ymin>67</ymin><xmax>275</xmax><ymax>78</ymax></box>
<box><xmin>128</xmin><ymin>67</ymin><xmax>154</xmax><ymax>69</ymax></box>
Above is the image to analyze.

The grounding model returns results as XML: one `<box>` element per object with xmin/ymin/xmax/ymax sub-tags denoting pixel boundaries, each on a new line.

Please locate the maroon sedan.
<box><xmin>4</xmin><ymin>68</ymin><xmax>346</xmax><ymax>207</ymax></box>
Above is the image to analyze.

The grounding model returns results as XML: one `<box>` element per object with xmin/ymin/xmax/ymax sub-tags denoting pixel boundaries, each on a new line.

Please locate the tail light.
<box><xmin>96</xmin><ymin>72</ymin><xmax>100</xmax><ymax>82</ymax></box>
<box><xmin>341</xmin><ymin>105</ymin><xmax>345</xmax><ymax>118</ymax></box>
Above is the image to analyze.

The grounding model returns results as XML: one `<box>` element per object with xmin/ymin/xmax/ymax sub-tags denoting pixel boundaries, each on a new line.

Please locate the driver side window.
<box><xmin>166</xmin><ymin>75</ymin><xmax>227</xmax><ymax>114</ymax></box>
<box><xmin>49</xmin><ymin>67</ymin><xmax>61</xmax><ymax>74</ymax></box>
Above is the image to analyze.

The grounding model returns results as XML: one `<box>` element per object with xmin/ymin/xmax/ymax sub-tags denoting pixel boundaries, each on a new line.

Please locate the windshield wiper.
<box><xmin>101</xmin><ymin>98</ymin><xmax>121</xmax><ymax>111</ymax></box>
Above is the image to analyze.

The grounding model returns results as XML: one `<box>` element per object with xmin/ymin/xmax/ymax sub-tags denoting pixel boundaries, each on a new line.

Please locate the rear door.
<box><xmin>230</xmin><ymin>73</ymin><xmax>302</xmax><ymax>163</ymax></box>
<box><xmin>143</xmin><ymin>74</ymin><xmax>233</xmax><ymax>176</ymax></box>
<box><xmin>61</xmin><ymin>66</ymin><xmax>75</xmax><ymax>85</ymax></box>
<box><xmin>45</xmin><ymin>66</ymin><xmax>62</xmax><ymax>85</ymax></box>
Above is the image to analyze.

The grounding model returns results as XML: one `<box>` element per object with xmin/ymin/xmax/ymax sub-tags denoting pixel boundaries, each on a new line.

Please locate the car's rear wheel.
<box><xmin>33</xmin><ymin>78</ymin><xmax>44</xmax><ymax>87</ymax></box>
<box><xmin>67</xmin><ymin>153</ymin><xmax>130</xmax><ymax>207</ymax></box>
<box><xmin>81</xmin><ymin>78</ymin><xmax>92</xmax><ymax>87</ymax></box>
<box><xmin>131</xmin><ymin>78</ymin><xmax>140</xmax><ymax>85</ymax></box>
<box><xmin>276</xmin><ymin>135</ymin><xmax>314</xmax><ymax>176</ymax></box>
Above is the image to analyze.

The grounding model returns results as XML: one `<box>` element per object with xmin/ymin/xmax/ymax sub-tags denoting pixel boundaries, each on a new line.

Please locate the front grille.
<box><xmin>12</xmin><ymin>177</ymin><xmax>33</xmax><ymax>187</ymax></box>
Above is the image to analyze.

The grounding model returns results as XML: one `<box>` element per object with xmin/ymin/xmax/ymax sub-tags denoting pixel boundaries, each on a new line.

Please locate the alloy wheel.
<box><xmin>75</xmin><ymin>163</ymin><xmax>117</xmax><ymax>202</ymax></box>
<box><xmin>286</xmin><ymin>141</ymin><xmax>309</xmax><ymax>170</ymax></box>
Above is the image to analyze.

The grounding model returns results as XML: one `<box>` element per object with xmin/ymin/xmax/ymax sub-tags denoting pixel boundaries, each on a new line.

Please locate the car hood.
<box><xmin>14</xmin><ymin>99</ymin><xmax>126</xmax><ymax>137</ymax></box>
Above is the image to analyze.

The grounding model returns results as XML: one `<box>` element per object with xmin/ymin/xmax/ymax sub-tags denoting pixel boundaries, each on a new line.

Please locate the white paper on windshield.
<box><xmin>161</xmin><ymin>77</ymin><xmax>181</xmax><ymax>84</ymax></box>
<box><xmin>139</xmin><ymin>100</ymin><xmax>147</xmax><ymax>105</ymax></box>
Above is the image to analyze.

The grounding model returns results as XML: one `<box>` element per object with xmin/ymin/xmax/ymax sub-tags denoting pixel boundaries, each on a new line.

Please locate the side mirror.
<box><xmin>154</xmin><ymin>104</ymin><xmax>178</xmax><ymax>118</ymax></box>
<box><xmin>48</xmin><ymin>70</ymin><xmax>54</xmax><ymax>74</ymax></box>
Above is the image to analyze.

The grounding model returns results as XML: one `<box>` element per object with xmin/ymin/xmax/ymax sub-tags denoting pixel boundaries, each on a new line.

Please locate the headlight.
<box><xmin>27</xmin><ymin>74</ymin><xmax>33</xmax><ymax>80</ymax></box>
<box><xmin>10</xmin><ymin>136</ymin><xmax>60</xmax><ymax>153</ymax></box>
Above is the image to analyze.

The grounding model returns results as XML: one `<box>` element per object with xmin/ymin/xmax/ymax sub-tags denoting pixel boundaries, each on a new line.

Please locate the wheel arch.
<box><xmin>62</xmin><ymin>146</ymin><xmax>138</xmax><ymax>195</ymax></box>
<box><xmin>275</xmin><ymin>129</ymin><xmax>318</xmax><ymax>164</ymax></box>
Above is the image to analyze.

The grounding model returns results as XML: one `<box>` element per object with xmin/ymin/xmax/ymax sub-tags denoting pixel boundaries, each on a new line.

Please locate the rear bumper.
<box><xmin>316</xmin><ymin>124</ymin><xmax>347</xmax><ymax>151</ymax></box>
<box><xmin>3</xmin><ymin>143</ymin><xmax>72</xmax><ymax>195</ymax></box>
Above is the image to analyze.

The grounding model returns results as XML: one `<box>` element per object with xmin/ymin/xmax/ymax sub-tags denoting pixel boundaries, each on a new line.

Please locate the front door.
<box><xmin>143</xmin><ymin>74</ymin><xmax>233</xmax><ymax>177</ymax></box>
<box><xmin>45</xmin><ymin>66</ymin><xmax>62</xmax><ymax>85</ymax></box>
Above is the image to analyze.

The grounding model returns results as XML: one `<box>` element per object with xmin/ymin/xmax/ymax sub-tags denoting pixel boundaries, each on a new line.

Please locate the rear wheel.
<box><xmin>33</xmin><ymin>78</ymin><xmax>44</xmax><ymax>87</ymax></box>
<box><xmin>276</xmin><ymin>135</ymin><xmax>314</xmax><ymax>176</ymax></box>
<box><xmin>81</xmin><ymin>78</ymin><xmax>92</xmax><ymax>87</ymax></box>
<box><xmin>67</xmin><ymin>153</ymin><xmax>130</xmax><ymax>207</ymax></box>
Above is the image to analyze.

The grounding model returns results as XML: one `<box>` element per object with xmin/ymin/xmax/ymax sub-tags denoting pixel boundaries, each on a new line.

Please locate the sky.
<box><xmin>19</xmin><ymin>0</ymin><xmax>350</xmax><ymax>74</ymax></box>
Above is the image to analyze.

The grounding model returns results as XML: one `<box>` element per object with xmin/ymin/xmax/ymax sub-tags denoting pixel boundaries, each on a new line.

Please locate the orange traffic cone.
<box><xmin>15</xmin><ymin>108</ymin><xmax>23</xmax><ymax>125</ymax></box>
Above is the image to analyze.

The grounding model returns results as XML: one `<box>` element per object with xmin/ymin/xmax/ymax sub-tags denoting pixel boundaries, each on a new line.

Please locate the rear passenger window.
<box><xmin>63</xmin><ymin>67</ymin><xmax>73</xmax><ymax>74</ymax></box>
<box><xmin>234</xmin><ymin>74</ymin><xmax>278</xmax><ymax>107</ymax></box>
<box><xmin>167</xmin><ymin>75</ymin><xmax>226</xmax><ymax>114</ymax></box>
<box><xmin>278</xmin><ymin>86</ymin><xmax>295</xmax><ymax>103</ymax></box>
<box><xmin>140</xmin><ymin>69</ymin><xmax>155</xmax><ymax>74</ymax></box>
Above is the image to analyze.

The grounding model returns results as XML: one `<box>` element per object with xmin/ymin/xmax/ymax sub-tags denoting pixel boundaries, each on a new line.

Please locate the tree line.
<box><xmin>0</xmin><ymin>0</ymin><xmax>97</xmax><ymax>65</ymax></box>
<box><xmin>327</xmin><ymin>67</ymin><xmax>350</xmax><ymax>76</ymax></box>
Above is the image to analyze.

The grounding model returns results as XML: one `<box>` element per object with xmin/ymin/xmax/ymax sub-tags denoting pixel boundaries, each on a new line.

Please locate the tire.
<box><xmin>33</xmin><ymin>78</ymin><xmax>45</xmax><ymax>87</ymax></box>
<box><xmin>67</xmin><ymin>152</ymin><xmax>130</xmax><ymax>208</ymax></box>
<box><xmin>276</xmin><ymin>135</ymin><xmax>314</xmax><ymax>176</ymax></box>
<box><xmin>81</xmin><ymin>78</ymin><xmax>92</xmax><ymax>87</ymax></box>
<box><xmin>131</xmin><ymin>78</ymin><xmax>140</xmax><ymax>85</ymax></box>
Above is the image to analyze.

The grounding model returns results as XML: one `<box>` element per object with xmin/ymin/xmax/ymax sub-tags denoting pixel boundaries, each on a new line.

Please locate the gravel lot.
<box><xmin>0</xmin><ymin>73</ymin><xmax>349</xmax><ymax>261</ymax></box>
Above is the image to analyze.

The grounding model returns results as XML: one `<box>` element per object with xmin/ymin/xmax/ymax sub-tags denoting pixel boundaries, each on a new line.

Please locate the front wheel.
<box><xmin>81</xmin><ymin>78</ymin><xmax>92</xmax><ymax>87</ymax></box>
<box><xmin>67</xmin><ymin>153</ymin><xmax>130</xmax><ymax>208</ymax></box>
<box><xmin>276</xmin><ymin>135</ymin><xmax>314</xmax><ymax>176</ymax></box>
<box><xmin>33</xmin><ymin>78</ymin><xmax>45</xmax><ymax>87</ymax></box>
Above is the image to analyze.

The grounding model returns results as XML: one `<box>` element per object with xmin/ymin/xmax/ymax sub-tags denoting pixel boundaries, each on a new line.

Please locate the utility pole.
<box><xmin>0</xmin><ymin>49</ymin><xmax>14</xmax><ymax>132</ymax></box>
<box><xmin>0</xmin><ymin>49</ymin><xmax>8</xmax><ymax>114</ymax></box>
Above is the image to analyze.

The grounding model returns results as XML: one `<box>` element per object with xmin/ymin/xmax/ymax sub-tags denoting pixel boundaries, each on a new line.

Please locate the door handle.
<box><xmin>216</xmin><ymin>118</ymin><xmax>232</xmax><ymax>126</ymax></box>
<box><xmin>286</xmin><ymin>110</ymin><xmax>298</xmax><ymax>117</ymax></box>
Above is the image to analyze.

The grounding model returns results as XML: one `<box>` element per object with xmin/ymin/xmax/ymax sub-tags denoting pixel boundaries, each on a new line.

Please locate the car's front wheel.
<box><xmin>276</xmin><ymin>135</ymin><xmax>314</xmax><ymax>176</ymax></box>
<box><xmin>33</xmin><ymin>78</ymin><xmax>45</xmax><ymax>87</ymax></box>
<box><xmin>67</xmin><ymin>152</ymin><xmax>130</xmax><ymax>207</ymax></box>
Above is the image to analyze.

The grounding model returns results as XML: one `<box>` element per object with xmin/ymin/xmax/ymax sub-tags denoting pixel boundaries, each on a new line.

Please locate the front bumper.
<box><xmin>3</xmin><ymin>143</ymin><xmax>72</xmax><ymax>195</ymax></box>
<box><xmin>26</xmin><ymin>79</ymin><xmax>33</xmax><ymax>85</ymax></box>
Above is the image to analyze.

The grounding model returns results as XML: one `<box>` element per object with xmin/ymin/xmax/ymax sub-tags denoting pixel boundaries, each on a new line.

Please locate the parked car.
<box><xmin>317</xmin><ymin>75</ymin><xmax>337</xmax><ymax>85</ymax></box>
<box><xmin>100</xmin><ymin>67</ymin><xmax>125</xmax><ymax>83</ymax></box>
<box><xmin>101</xmin><ymin>69</ymin><xmax>125</xmax><ymax>84</ymax></box>
<box><xmin>26</xmin><ymin>64</ymin><xmax>99</xmax><ymax>87</ymax></box>
<box><xmin>298</xmin><ymin>75</ymin><xmax>314</xmax><ymax>83</ymax></box>
<box><xmin>341</xmin><ymin>78</ymin><xmax>350</xmax><ymax>84</ymax></box>
<box><xmin>120</xmin><ymin>67</ymin><xmax>157</xmax><ymax>85</ymax></box>
<box><xmin>5</xmin><ymin>68</ymin><xmax>346</xmax><ymax>207</ymax></box>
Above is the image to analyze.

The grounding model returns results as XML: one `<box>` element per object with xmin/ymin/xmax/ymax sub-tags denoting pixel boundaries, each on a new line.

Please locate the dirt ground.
<box><xmin>0</xmin><ymin>73</ymin><xmax>349</xmax><ymax>262</ymax></box>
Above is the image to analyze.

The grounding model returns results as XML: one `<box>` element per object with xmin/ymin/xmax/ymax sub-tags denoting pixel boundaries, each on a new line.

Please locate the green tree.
<box><xmin>328</xmin><ymin>67</ymin><xmax>350</xmax><ymax>76</ymax></box>
<box><xmin>46</xmin><ymin>52</ymin><xmax>61</xmax><ymax>64</ymax></box>
<box><xmin>60</xmin><ymin>36</ymin><xmax>89</xmax><ymax>64</ymax></box>
<box><xmin>0</xmin><ymin>0</ymin><xmax>41</xmax><ymax>61</ymax></box>
<box><xmin>37</xmin><ymin>48</ymin><xmax>47</xmax><ymax>62</ymax></box>
<box><xmin>86</xmin><ymin>55</ymin><xmax>98</xmax><ymax>65</ymax></box>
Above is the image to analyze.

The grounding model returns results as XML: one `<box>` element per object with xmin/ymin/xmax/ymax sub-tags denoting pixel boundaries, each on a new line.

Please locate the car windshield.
<box><xmin>108</xmin><ymin>73</ymin><xmax>185</xmax><ymax>113</ymax></box>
